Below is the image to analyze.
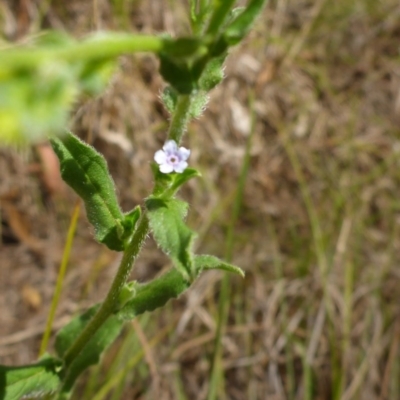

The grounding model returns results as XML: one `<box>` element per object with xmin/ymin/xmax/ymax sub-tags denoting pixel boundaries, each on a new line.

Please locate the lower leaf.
<box><xmin>118</xmin><ymin>269</ymin><xmax>190</xmax><ymax>321</ymax></box>
<box><xmin>55</xmin><ymin>307</ymin><xmax>124</xmax><ymax>394</ymax></box>
<box><xmin>146</xmin><ymin>197</ymin><xmax>196</xmax><ymax>279</ymax></box>
<box><xmin>0</xmin><ymin>357</ymin><xmax>62</xmax><ymax>400</ymax></box>
<box><xmin>194</xmin><ymin>254</ymin><xmax>244</xmax><ymax>277</ymax></box>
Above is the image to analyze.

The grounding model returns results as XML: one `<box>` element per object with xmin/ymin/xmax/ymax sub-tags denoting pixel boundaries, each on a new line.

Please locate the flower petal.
<box><xmin>163</xmin><ymin>140</ymin><xmax>178</xmax><ymax>153</ymax></box>
<box><xmin>159</xmin><ymin>163</ymin><xmax>174</xmax><ymax>173</ymax></box>
<box><xmin>178</xmin><ymin>147</ymin><xmax>190</xmax><ymax>160</ymax></box>
<box><xmin>174</xmin><ymin>161</ymin><xmax>188</xmax><ymax>173</ymax></box>
<box><xmin>154</xmin><ymin>150</ymin><xmax>167</xmax><ymax>164</ymax></box>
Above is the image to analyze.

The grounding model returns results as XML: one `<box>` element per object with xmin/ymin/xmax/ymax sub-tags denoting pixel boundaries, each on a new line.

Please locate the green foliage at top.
<box><xmin>159</xmin><ymin>0</ymin><xmax>266</xmax><ymax>96</ymax></box>
<box><xmin>0</xmin><ymin>357</ymin><xmax>62</xmax><ymax>400</ymax></box>
<box><xmin>51</xmin><ymin>132</ymin><xmax>140</xmax><ymax>251</ymax></box>
<box><xmin>0</xmin><ymin>60</ymin><xmax>78</xmax><ymax>145</ymax></box>
<box><xmin>0</xmin><ymin>32</ymin><xmax>118</xmax><ymax>145</ymax></box>
<box><xmin>223</xmin><ymin>0</ymin><xmax>267</xmax><ymax>45</ymax></box>
<box><xmin>0</xmin><ymin>32</ymin><xmax>202</xmax><ymax>145</ymax></box>
<box><xmin>0</xmin><ymin>0</ymin><xmax>265</xmax><ymax>144</ymax></box>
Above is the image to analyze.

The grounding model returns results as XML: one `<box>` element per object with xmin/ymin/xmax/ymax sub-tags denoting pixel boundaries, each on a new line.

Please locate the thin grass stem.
<box><xmin>39</xmin><ymin>201</ymin><xmax>80</xmax><ymax>357</ymax></box>
<box><xmin>208</xmin><ymin>92</ymin><xmax>255</xmax><ymax>400</ymax></box>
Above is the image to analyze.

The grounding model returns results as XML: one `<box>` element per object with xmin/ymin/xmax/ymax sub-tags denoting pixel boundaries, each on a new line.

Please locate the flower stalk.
<box><xmin>167</xmin><ymin>94</ymin><xmax>192</xmax><ymax>144</ymax></box>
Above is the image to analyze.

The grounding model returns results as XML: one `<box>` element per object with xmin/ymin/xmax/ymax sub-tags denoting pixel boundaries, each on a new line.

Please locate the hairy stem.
<box><xmin>167</xmin><ymin>94</ymin><xmax>192</xmax><ymax>144</ymax></box>
<box><xmin>62</xmin><ymin>214</ymin><xmax>149</xmax><ymax>368</ymax></box>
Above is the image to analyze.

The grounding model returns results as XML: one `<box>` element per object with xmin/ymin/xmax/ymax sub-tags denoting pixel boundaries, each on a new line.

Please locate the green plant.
<box><xmin>0</xmin><ymin>1</ymin><xmax>267</xmax><ymax>399</ymax></box>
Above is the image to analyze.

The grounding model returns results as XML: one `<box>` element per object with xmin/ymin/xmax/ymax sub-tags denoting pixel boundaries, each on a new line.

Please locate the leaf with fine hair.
<box><xmin>206</xmin><ymin>0</ymin><xmax>237</xmax><ymax>36</ymax></box>
<box><xmin>223</xmin><ymin>0</ymin><xmax>268</xmax><ymax>45</ymax></box>
<box><xmin>198</xmin><ymin>55</ymin><xmax>225</xmax><ymax>91</ymax></box>
<box><xmin>55</xmin><ymin>306</ymin><xmax>124</xmax><ymax>394</ymax></box>
<box><xmin>159</xmin><ymin>56</ymin><xmax>196</xmax><ymax>94</ymax></box>
<box><xmin>146</xmin><ymin>197</ymin><xmax>196</xmax><ymax>280</ymax></box>
<box><xmin>161</xmin><ymin>86</ymin><xmax>208</xmax><ymax>119</ymax></box>
<box><xmin>194</xmin><ymin>254</ymin><xmax>245</xmax><ymax>277</ymax></box>
<box><xmin>0</xmin><ymin>357</ymin><xmax>62</xmax><ymax>400</ymax></box>
<box><xmin>118</xmin><ymin>269</ymin><xmax>190</xmax><ymax>321</ymax></box>
<box><xmin>51</xmin><ymin>132</ymin><xmax>127</xmax><ymax>251</ymax></box>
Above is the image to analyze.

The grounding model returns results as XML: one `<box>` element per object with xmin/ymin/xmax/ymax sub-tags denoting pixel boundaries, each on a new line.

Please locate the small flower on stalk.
<box><xmin>154</xmin><ymin>140</ymin><xmax>190</xmax><ymax>173</ymax></box>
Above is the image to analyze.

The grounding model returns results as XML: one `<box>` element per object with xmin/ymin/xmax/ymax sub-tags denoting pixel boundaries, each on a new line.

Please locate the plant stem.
<box><xmin>1</xmin><ymin>34</ymin><xmax>164</xmax><ymax>69</ymax></box>
<box><xmin>63</xmin><ymin>214</ymin><xmax>149</xmax><ymax>368</ymax></box>
<box><xmin>167</xmin><ymin>94</ymin><xmax>192</xmax><ymax>144</ymax></box>
<box><xmin>59</xmin><ymin>34</ymin><xmax>164</xmax><ymax>61</ymax></box>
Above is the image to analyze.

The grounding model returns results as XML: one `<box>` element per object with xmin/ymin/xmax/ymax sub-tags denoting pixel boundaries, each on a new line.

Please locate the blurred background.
<box><xmin>1</xmin><ymin>1</ymin><xmax>400</xmax><ymax>399</ymax></box>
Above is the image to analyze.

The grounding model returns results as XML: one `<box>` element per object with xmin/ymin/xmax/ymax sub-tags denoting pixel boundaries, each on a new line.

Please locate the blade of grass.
<box><xmin>281</xmin><ymin>132</ymin><xmax>338</xmax><ymax>400</ymax></box>
<box><xmin>174</xmin><ymin>369</ymin><xmax>189</xmax><ymax>400</ymax></box>
<box><xmin>38</xmin><ymin>201</ymin><xmax>80</xmax><ymax>357</ymax></box>
<box><xmin>92</xmin><ymin>321</ymin><xmax>174</xmax><ymax>400</ymax></box>
<box><xmin>207</xmin><ymin>92</ymin><xmax>255</xmax><ymax>400</ymax></box>
<box><xmin>81</xmin><ymin>363</ymin><xmax>101</xmax><ymax>400</ymax></box>
<box><xmin>268</xmin><ymin>219</ymin><xmax>296</xmax><ymax>399</ymax></box>
<box><xmin>106</xmin><ymin>316</ymin><xmax>150</xmax><ymax>384</ymax></box>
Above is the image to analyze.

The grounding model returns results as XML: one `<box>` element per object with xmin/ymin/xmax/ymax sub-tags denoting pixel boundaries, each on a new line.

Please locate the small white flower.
<box><xmin>154</xmin><ymin>140</ymin><xmax>190</xmax><ymax>174</ymax></box>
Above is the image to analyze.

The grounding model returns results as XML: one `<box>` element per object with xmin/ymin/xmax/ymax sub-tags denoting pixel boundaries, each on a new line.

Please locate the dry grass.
<box><xmin>1</xmin><ymin>0</ymin><xmax>400</xmax><ymax>399</ymax></box>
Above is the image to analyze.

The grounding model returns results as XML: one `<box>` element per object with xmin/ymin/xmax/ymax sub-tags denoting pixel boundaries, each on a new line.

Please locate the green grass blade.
<box><xmin>207</xmin><ymin>92</ymin><xmax>255</xmax><ymax>400</ymax></box>
<box><xmin>39</xmin><ymin>202</ymin><xmax>80</xmax><ymax>357</ymax></box>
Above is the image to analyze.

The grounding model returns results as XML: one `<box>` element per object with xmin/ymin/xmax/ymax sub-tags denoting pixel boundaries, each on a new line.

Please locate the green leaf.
<box><xmin>206</xmin><ymin>0</ymin><xmax>237</xmax><ymax>36</ymax></box>
<box><xmin>146</xmin><ymin>197</ymin><xmax>196</xmax><ymax>279</ymax></box>
<box><xmin>0</xmin><ymin>62</ymin><xmax>78</xmax><ymax>145</ymax></box>
<box><xmin>224</xmin><ymin>0</ymin><xmax>268</xmax><ymax>45</ymax></box>
<box><xmin>151</xmin><ymin>161</ymin><xmax>201</xmax><ymax>197</ymax></box>
<box><xmin>151</xmin><ymin>162</ymin><xmax>175</xmax><ymax>196</ymax></box>
<box><xmin>55</xmin><ymin>306</ymin><xmax>124</xmax><ymax>393</ymax></box>
<box><xmin>116</xmin><ymin>281</ymin><xmax>139</xmax><ymax>310</ymax></box>
<box><xmin>161</xmin><ymin>86</ymin><xmax>208</xmax><ymax>119</ymax></box>
<box><xmin>161</xmin><ymin>86</ymin><xmax>178</xmax><ymax>115</ymax></box>
<box><xmin>50</xmin><ymin>132</ymin><xmax>126</xmax><ymax>251</ymax></box>
<box><xmin>189</xmin><ymin>0</ymin><xmax>213</xmax><ymax>35</ymax></box>
<box><xmin>118</xmin><ymin>269</ymin><xmax>190</xmax><ymax>321</ymax></box>
<box><xmin>188</xmin><ymin>91</ymin><xmax>209</xmax><ymax>118</ymax></box>
<box><xmin>198</xmin><ymin>56</ymin><xmax>225</xmax><ymax>91</ymax></box>
<box><xmin>0</xmin><ymin>358</ymin><xmax>62</xmax><ymax>400</ymax></box>
<box><xmin>159</xmin><ymin>56</ymin><xmax>196</xmax><ymax>94</ymax></box>
<box><xmin>165</xmin><ymin>168</ymin><xmax>202</xmax><ymax>197</ymax></box>
<box><xmin>189</xmin><ymin>0</ymin><xmax>198</xmax><ymax>31</ymax></box>
<box><xmin>78</xmin><ymin>57</ymin><xmax>117</xmax><ymax>95</ymax></box>
<box><xmin>194</xmin><ymin>254</ymin><xmax>245</xmax><ymax>277</ymax></box>
<box><xmin>121</xmin><ymin>206</ymin><xmax>141</xmax><ymax>242</ymax></box>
